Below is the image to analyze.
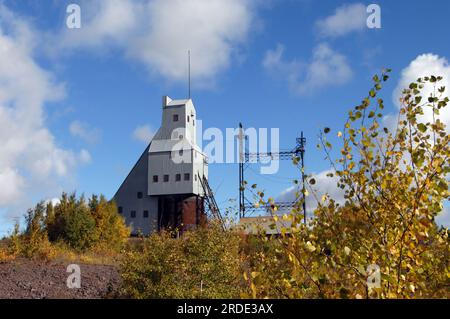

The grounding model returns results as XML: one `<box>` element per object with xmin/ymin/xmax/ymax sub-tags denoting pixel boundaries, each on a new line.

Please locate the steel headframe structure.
<box><xmin>198</xmin><ymin>172</ymin><xmax>225</xmax><ymax>230</ymax></box>
<box><xmin>238</xmin><ymin>123</ymin><xmax>307</xmax><ymax>223</ymax></box>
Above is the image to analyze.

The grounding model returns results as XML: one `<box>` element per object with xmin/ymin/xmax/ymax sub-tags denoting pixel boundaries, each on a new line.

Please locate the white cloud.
<box><xmin>393</xmin><ymin>53</ymin><xmax>450</xmax><ymax>131</ymax></box>
<box><xmin>277</xmin><ymin>169</ymin><xmax>345</xmax><ymax>214</ymax></box>
<box><xmin>69</xmin><ymin>120</ymin><xmax>101</xmax><ymax>144</ymax></box>
<box><xmin>436</xmin><ymin>206</ymin><xmax>450</xmax><ymax>228</ymax></box>
<box><xmin>61</xmin><ymin>0</ymin><xmax>141</xmax><ymax>48</ymax></box>
<box><xmin>0</xmin><ymin>5</ymin><xmax>87</xmax><ymax>224</ymax></box>
<box><xmin>133</xmin><ymin>124</ymin><xmax>155</xmax><ymax>144</ymax></box>
<box><xmin>0</xmin><ymin>168</ymin><xmax>25</xmax><ymax>206</ymax></box>
<box><xmin>55</xmin><ymin>0</ymin><xmax>256</xmax><ymax>85</ymax></box>
<box><xmin>44</xmin><ymin>197</ymin><xmax>61</xmax><ymax>207</ymax></box>
<box><xmin>316</xmin><ymin>3</ymin><xmax>367</xmax><ymax>38</ymax></box>
<box><xmin>263</xmin><ymin>43</ymin><xmax>352</xmax><ymax>95</ymax></box>
<box><xmin>78</xmin><ymin>149</ymin><xmax>92</xmax><ymax>164</ymax></box>
<box><xmin>392</xmin><ymin>54</ymin><xmax>450</xmax><ymax>229</ymax></box>
<box><xmin>262</xmin><ymin>43</ymin><xmax>301</xmax><ymax>79</ymax></box>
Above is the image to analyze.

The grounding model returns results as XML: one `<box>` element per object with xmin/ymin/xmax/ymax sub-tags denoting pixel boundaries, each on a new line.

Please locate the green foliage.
<box><xmin>120</xmin><ymin>222</ymin><xmax>241</xmax><ymax>299</ymax></box>
<box><xmin>9</xmin><ymin>192</ymin><xmax>130</xmax><ymax>257</ymax></box>
<box><xmin>63</xmin><ymin>199</ymin><xmax>98</xmax><ymax>250</ymax></box>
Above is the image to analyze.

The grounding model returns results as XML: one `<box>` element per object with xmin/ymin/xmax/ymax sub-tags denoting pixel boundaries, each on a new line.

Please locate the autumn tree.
<box><xmin>10</xmin><ymin>192</ymin><xmax>130</xmax><ymax>255</ymax></box>
<box><xmin>248</xmin><ymin>71</ymin><xmax>450</xmax><ymax>298</ymax></box>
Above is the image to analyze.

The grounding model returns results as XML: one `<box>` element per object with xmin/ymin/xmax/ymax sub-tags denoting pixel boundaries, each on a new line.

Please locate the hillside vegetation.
<box><xmin>1</xmin><ymin>193</ymin><xmax>130</xmax><ymax>263</ymax></box>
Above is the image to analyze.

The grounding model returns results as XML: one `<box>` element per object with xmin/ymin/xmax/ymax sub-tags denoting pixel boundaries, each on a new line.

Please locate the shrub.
<box><xmin>63</xmin><ymin>200</ymin><xmax>98</xmax><ymax>250</ymax></box>
<box><xmin>120</xmin><ymin>222</ymin><xmax>241</xmax><ymax>298</ymax></box>
<box><xmin>0</xmin><ymin>238</ymin><xmax>15</xmax><ymax>262</ymax></box>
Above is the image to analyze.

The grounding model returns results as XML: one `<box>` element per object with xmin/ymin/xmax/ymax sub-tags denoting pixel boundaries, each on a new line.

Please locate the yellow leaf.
<box><xmin>344</xmin><ymin>246</ymin><xmax>351</xmax><ymax>256</ymax></box>
<box><xmin>251</xmin><ymin>283</ymin><xmax>257</xmax><ymax>298</ymax></box>
<box><xmin>306</xmin><ymin>241</ymin><xmax>316</xmax><ymax>252</ymax></box>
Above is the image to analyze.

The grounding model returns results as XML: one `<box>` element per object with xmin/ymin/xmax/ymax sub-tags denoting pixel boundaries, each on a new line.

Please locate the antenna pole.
<box><xmin>188</xmin><ymin>50</ymin><xmax>191</xmax><ymax>99</ymax></box>
<box><xmin>300</xmin><ymin>131</ymin><xmax>306</xmax><ymax>224</ymax></box>
<box><xmin>238</xmin><ymin>123</ymin><xmax>245</xmax><ymax>218</ymax></box>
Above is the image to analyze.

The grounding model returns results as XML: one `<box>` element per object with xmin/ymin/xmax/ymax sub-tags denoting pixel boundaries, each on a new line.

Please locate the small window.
<box><xmin>184</xmin><ymin>173</ymin><xmax>190</xmax><ymax>181</ymax></box>
<box><xmin>176</xmin><ymin>173</ymin><xmax>181</xmax><ymax>181</ymax></box>
<box><xmin>179</xmin><ymin>135</ymin><xmax>183</xmax><ymax>139</ymax></box>
<box><xmin>164</xmin><ymin>174</ymin><xmax>169</xmax><ymax>182</ymax></box>
<box><xmin>118</xmin><ymin>206</ymin><xmax>123</xmax><ymax>214</ymax></box>
<box><xmin>153</xmin><ymin>175</ymin><xmax>158</xmax><ymax>183</ymax></box>
<box><xmin>193</xmin><ymin>119</ymin><xmax>195</xmax><ymax>126</ymax></box>
<box><xmin>173</xmin><ymin>114</ymin><xmax>179</xmax><ymax>122</ymax></box>
<box><xmin>131</xmin><ymin>211</ymin><xmax>136</xmax><ymax>218</ymax></box>
<box><xmin>195</xmin><ymin>174</ymin><xmax>197</xmax><ymax>181</ymax></box>
<box><xmin>187</xmin><ymin>115</ymin><xmax>190</xmax><ymax>122</ymax></box>
<box><xmin>143</xmin><ymin>210</ymin><xmax>149</xmax><ymax>218</ymax></box>
<box><xmin>179</xmin><ymin>149</ymin><xmax>183</xmax><ymax>156</ymax></box>
<box><xmin>137</xmin><ymin>192</ymin><xmax>143</xmax><ymax>199</ymax></box>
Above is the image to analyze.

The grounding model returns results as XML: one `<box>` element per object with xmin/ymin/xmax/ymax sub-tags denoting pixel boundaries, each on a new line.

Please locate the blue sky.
<box><xmin>1</xmin><ymin>0</ymin><xmax>450</xmax><ymax>235</ymax></box>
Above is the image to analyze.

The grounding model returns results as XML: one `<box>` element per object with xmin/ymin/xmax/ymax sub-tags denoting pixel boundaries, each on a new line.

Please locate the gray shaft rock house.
<box><xmin>114</xmin><ymin>96</ymin><xmax>208</xmax><ymax>235</ymax></box>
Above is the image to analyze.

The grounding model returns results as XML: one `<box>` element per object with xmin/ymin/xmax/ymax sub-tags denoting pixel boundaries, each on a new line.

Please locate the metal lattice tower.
<box><xmin>238</xmin><ymin>123</ymin><xmax>307</xmax><ymax>223</ymax></box>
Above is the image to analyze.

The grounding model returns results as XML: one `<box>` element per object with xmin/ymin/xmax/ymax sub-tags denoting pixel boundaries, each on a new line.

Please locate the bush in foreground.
<box><xmin>120</xmin><ymin>222</ymin><xmax>242</xmax><ymax>299</ymax></box>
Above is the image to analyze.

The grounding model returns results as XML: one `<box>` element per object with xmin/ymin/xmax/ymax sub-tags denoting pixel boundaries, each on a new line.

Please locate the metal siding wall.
<box><xmin>148</xmin><ymin>151</ymin><xmax>196</xmax><ymax>195</ymax></box>
<box><xmin>114</xmin><ymin>148</ymin><xmax>158</xmax><ymax>235</ymax></box>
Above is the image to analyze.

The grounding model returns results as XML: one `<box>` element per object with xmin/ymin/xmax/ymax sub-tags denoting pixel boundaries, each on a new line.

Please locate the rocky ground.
<box><xmin>0</xmin><ymin>258</ymin><xmax>121</xmax><ymax>299</ymax></box>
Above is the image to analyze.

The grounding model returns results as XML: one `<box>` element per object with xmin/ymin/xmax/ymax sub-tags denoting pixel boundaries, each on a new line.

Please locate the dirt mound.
<box><xmin>0</xmin><ymin>259</ymin><xmax>120</xmax><ymax>299</ymax></box>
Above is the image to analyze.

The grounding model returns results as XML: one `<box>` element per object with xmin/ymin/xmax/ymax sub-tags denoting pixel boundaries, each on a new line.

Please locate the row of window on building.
<box><xmin>152</xmin><ymin>173</ymin><xmax>197</xmax><ymax>183</ymax></box>
<box><xmin>173</xmin><ymin>113</ymin><xmax>194</xmax><ymax>126</ymax></box>
<box><xmin>118</xmin><ymin>206</ymin><xmax>149</xmax><ymax>219</ymax></box>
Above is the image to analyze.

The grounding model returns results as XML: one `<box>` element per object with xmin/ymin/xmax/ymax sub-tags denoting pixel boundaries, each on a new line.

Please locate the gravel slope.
<box><xmin>0</xmin><ymin>259</ymin><xmax>121</xmax><ymax>299</ymax></box>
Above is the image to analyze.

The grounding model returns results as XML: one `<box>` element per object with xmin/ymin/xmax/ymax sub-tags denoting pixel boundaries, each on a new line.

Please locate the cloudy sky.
<box><xmin>0</xmin><ymin>0</ymin><xmax>449</xmax><ymax>235</ymax></box>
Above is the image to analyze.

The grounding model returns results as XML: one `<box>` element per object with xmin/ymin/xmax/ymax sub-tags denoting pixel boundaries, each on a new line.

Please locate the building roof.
<box><xmin>166</xmin><ymin>98</ymin><xmax>191</xmax><ymax>106</ymax></box>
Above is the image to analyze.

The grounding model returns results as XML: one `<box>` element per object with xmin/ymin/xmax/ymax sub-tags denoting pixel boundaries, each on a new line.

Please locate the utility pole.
<box><xmin>238</xmin><ymin>123</ymin><xmax>245</xmax><ymax>218</ymax></box>
<box><xmin>300</xmin><ymin>131</ymin><xmax>307</xmax><ymax>224</ymax></box>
